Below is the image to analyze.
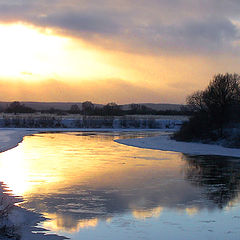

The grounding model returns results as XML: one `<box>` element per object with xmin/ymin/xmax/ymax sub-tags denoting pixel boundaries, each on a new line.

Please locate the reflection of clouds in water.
<box><xmin>132</xmin><ymin>206</ymin><xmax>199</xmax><ymax>220</ymax></box>
<box><xmin>21</xmin><ymin>181</ymin><xmax>212</xmax><ymax>233</ymax></box>
<box><xmin>185</xmin><ymin>207</ymin><xmax>199</xmax><ymax>216</ymax></box>
<box><xmin>43</xmin><ymin>213</ymin><xmax>98</xmax><ymax>233</ymax></box>
<box><xmin>42</xmin><ymin>205</ymin><xmax>200</xmax><ymax>232</ymax></box>
<box><xmin>225</xmin><ymin>194</ymin><xmax>240</xmax><ymax>210</ymax></box>
<box><xmin>132</xmin><ymin>207</ymin><xmax>163</xmax><ymax>219</ymax></box>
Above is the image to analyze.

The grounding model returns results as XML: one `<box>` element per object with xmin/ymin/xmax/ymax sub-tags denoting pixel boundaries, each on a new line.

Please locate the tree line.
<box><xmin>2</xmin><ymin>101</ymin><xmax>190</xmax><ymax>116</ymax></box>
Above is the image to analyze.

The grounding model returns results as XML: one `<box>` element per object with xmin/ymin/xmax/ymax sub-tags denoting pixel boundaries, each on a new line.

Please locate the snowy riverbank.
<box><xmin>115</xmin><ymin>132</ymin><xmax>240</xmax><ymax>158</ymax></box>
<box><xmin>2</xmin><ymin>128</ymin><xmax>239</xmax><ymax>158</ymax></box>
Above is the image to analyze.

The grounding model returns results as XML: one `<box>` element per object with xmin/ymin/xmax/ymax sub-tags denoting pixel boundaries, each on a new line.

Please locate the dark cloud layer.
<box><xmin>0</xmin><ymin>0</ymin><xmax>240</xmax><ymax>55</ymax></box>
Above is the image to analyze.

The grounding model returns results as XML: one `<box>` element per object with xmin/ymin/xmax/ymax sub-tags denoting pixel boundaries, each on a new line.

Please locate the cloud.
<box><xmin>0</xmin><ymin>0</ymin><xmax>240</xmax><ymax>55</ymax></box>
<box><xmin>38</xmin><ymin>11</ymin><xmax>121</xmax><ymax>35</ymax></box>
<box><xmin>153</xmin><ymin>17</ymin><xmax>238</xmax><ymax>54</ymax></box>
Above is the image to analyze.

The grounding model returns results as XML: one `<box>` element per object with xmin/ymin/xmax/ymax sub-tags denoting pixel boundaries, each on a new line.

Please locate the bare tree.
<box><xmin>82</xmin><ymin>101</ymin><xmax>94</xmax><ymax>115</ymax></box>
<box><xmin>174</xmin><ymin>73</ymin><xmax>240</xmax><ymax>141</ymax></box>
<box><xmin>69</xmin><ymin>104</ymin><xmax>80</xmax><ymax>114</ymax></box>
<box><xmin>187</xmin><ymin>90</ymin><xmax>206</xmax><ymax>112</ymax></box>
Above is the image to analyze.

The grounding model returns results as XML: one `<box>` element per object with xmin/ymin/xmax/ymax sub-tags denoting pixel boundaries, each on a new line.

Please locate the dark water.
<box><xmin>0</xmin><ymin>132</ymin><xmax>239</xmax><ymax>240</ymax></box>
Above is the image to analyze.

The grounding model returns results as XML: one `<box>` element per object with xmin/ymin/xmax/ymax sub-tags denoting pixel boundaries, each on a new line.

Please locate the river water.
<box><xmin>0</xmin><ymin>131</ymin><xmax>239</xmax><ymax>240</ymax></box>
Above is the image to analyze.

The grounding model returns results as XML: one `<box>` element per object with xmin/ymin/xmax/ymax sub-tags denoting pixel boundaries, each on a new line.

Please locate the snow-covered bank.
<box><xmin>115</xmin><ymin>133</ymin><xmax>240</xmax><ymax>158</ymax></box>
<box><xmin>0</xmin><ymin>182</ymin><xmax>66</xmax><ymax>240</ymax></box>
<box><xmin>7</xmin><ymin>205</ymin><xmax>65</xmax><ymax>240</ymax></box>
<box><xmin>0</xmin><ymin>129</ymin><xmax>37</xmax><ymax>153</ymax></box>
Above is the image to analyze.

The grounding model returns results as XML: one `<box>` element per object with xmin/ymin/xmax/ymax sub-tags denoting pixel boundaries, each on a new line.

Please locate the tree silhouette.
<box><xmin>5</xmin><ymin>101</ymin><xmax>35</xmax><ymax>114</ymax></box>
<box><xmin>174</xmin><ymin>73</ymin><xmax>240</xmax><ymax>141</ymax></box>
<box><xmin>69</xmin><ymin>104</ymin><xmax>80</xmax><ymax>114</ymax></box>
<box><xmin>82</xmin><ymin>101</ymin><xmax>94</xmax><ymax>115</ymax></box>
<box><xmin>102</xmin><ymin>102</ymin><xmax>122</xmax><ymax>116</ymax></box>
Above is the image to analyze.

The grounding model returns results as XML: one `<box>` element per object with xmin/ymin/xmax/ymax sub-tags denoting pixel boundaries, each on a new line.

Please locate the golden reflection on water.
<box><xmin>0</xmin><ymin>133</ymin><xmax>182</xmax><ymax>197</ymax></box>
<box><xmin>185</xmin><ymin>207</ymin><xmax>199</xmax><ymax>216</ymax></box>
<box><xmin>1</xmin><ymin>132</ymin><xmax>237</xmax><ymax>234</ymax></box>
<box><xmin>0</xmin><ymin>146</ymin><xmax>29</xmax><ymax>195</ymax></box>
<box><xmin>0</xmin><ymin>139</ymin><xmax>63</xmax><ymax>196</ymax></box>
<box><xmin>43</xmin><ymin>213</ymin><xmax>99</xmax><ymax>233</ymax></box>
<box><xmin>0</xmin><ymin>132</ymin><xmax>185</xmax><ymax>232</ymax></box>
<box><xmin>132</xmin><ymin>207</ymin><xmax>163</xmax><ymax>219</ymax></box>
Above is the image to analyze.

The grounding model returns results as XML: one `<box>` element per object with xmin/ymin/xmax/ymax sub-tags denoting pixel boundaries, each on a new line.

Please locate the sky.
<box><xmin>0</xmin><ymin>0</ymin><xmax>240</xmax><ymax>104</ymax></box>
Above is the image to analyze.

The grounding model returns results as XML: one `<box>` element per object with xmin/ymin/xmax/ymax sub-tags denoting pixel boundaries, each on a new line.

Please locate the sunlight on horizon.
<box><xmin>0</xmin><ymin>23</ymin><xmax>214</xmax><ymax>104</ymax></box>
<box><xmin>0</xmin><ymin>23</ymin><xmax>127</xmax><ymax>82</ymax></box>
<box><xmin>0</xmin><ymin>22</ymin><xmax>223</xmax><ymax>104</ymax></box>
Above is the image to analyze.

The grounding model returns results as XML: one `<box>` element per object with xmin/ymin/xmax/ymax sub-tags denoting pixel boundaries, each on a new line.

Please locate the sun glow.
<box><xmin>0</xmin><ymin>143</ymin><xmax>63</xmax><ymax>196</ymax></box>
<box><xmin>0</xmin><ymin>23</ymin><xmax>220</xmax><ymax>103</ymax></box>
<box><xmin>0</xmin><ymin>23</ymin><xmax>125</xmax><ymax>82</ymax></box>
<box><xmin>0</xmin><ymin>23</ymin><xmax>67</xmax><ymax>80</ymax></box>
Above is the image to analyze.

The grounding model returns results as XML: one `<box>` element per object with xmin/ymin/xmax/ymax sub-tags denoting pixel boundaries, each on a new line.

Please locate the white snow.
<box><xmin>115</xmin><ymin>132</ymin><xmax>240</xmax><ymax>158</ymax></box>
<box><xmin>0</xmin><ymin>129</ymin><xmax>37</xmax><ymax>153</ymax></box>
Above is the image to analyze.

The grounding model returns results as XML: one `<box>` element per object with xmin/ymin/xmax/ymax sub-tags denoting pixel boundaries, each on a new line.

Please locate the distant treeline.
<box><xmin>0</xmin><ymin>115</ymin><xmax>183</xmax><ymax>129</ymax></box>
<box><xmin>2</xmin><ymin>101</ymin><xmax>192</xmax><ymax>116</ymax></box>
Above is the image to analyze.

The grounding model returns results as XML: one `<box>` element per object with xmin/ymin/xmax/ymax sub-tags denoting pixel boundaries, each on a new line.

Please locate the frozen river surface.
<box><xmin>0</xmin><ymin>131</ymin><xmax>239</xmax><ymax>240</ymax></box>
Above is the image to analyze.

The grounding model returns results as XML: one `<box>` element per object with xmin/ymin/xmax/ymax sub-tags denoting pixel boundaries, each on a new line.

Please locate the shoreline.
<box><xmin>115</xmin><ymin>133</ymin><xmax>240</xmax><ymax>158</ymax></box>
<box><xmin>1</xmin><ymin>127</ymin><xmax>239</xmax><ymax>161</ymax></box>
<box><xmin>0</xmin><ymin>128</ymin><xmax>165</xmax><ymax>153</ymax></box>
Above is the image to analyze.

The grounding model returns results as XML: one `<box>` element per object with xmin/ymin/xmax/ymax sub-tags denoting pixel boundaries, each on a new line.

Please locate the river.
<box><xmin>0</xmin><ymin>131</ymin><xmax>239</xmax><ymax>240</ymax></box>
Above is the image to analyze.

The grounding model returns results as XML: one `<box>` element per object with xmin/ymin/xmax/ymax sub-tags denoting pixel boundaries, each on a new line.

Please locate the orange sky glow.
<box><xmin>0</xmin><ymin>0</ymin><xmax>240</xmax><ymax>104</ymax></box>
